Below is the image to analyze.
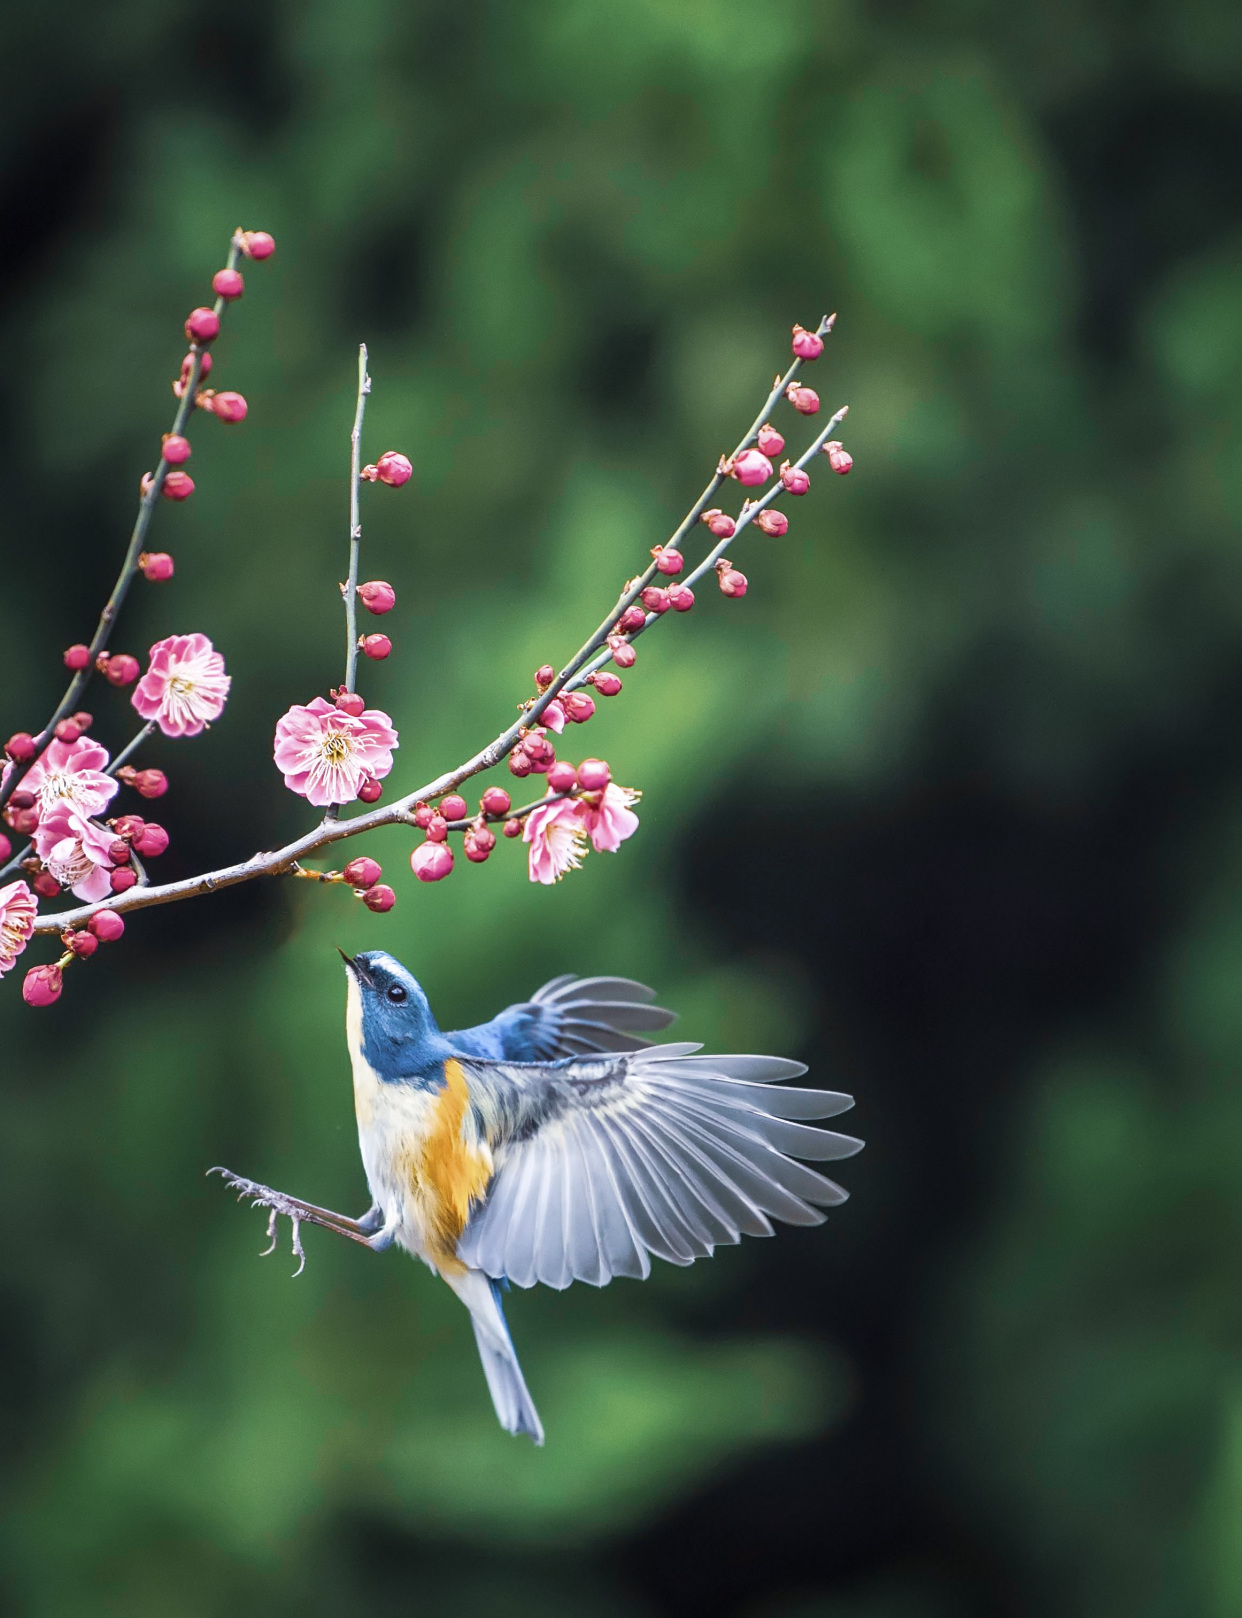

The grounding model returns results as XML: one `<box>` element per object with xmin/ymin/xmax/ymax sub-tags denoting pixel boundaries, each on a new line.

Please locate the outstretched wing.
<box><xmin>448</xmin><ymin>975</ymin><xmax>677</xmax><ymax>1062</ymax></box>
<box><xmin>458</xmin><ymin>1045</ymin><xmax>861</xmax><ymax>1289</ymax></box>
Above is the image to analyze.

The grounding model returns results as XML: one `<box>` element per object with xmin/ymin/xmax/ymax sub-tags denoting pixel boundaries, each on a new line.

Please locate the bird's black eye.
<box><xmin>387</xmin><ymin>983</ymin><xmax>407</xmax><ymax>1003</ymax></box>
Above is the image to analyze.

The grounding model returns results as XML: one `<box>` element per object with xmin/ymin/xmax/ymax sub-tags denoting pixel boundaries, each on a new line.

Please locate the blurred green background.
<box><xmin>3</xmin><ymin>0</ymin><xmax>1242</xmax><ymax>1613</ymax></box>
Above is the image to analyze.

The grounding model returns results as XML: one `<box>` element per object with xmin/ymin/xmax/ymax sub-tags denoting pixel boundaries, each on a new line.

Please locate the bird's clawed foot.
<box><xmin>208</xmin><ymin>1167</ymin><xmax>377</xmax><ymax>1275</ymax></box>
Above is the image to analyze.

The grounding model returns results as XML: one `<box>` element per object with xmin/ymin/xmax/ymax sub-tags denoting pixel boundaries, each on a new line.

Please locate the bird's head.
<box><xmin>340</xmin><ymin>948</ymin><xmax>446</xmax><ymax>1079</ymax></box>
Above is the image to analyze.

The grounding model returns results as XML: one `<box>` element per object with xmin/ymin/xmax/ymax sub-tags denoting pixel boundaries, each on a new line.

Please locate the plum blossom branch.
<box><xmin>343</xmin><ymin>344</ymin><xmax>370</xmax><ymax>699</ymax></box>
<box><xmin>0</xmin><ymin>232</ymin><xmax>249</xmax><ymax>816</ymax></box>
<box><xmin>29</xmin><ymin>313</ymin><xmax>849</xmax><ymax>937</ymax></box>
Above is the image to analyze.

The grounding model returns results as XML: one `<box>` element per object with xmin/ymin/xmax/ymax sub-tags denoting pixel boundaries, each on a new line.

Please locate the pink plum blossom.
<box><xmin>0</xmin><ymin>880</ymin><xmax>37</xmax><ymax>977</ymax></box>
<box><xmin>23</xmin><ymin>736</ymin><xmax>118</xmax><ymax>820</ymax></box>
<box><xmin>523</xmin><ymin>796</ymin><xmax>588</xmax><ymax>885</ymax></box>
<box><xmin>523</xmin><ymin>782</ymin><xmax>640</xmax><ymax>883</ymax></box>
<box><xmin>579</xmin><ymin>783</ymin><xmax>641</xmax><ymax>853</ymax></box>
<box><xmin>273</xmin><ymin>697</ymin><xmax>398</xmax><ymax>807</ymax></box>
<box><xmin>33</xmin><ymin>806</ymin><xmax>115</xmax><ymax>902</ymax></box>
<box><xmin>132</xmin><ymin>633</ymin><xmax>231</xmax><ymax>737</ymax></box>
<box><xmin>541</xmin><ymin>699</ymin><xmax>566</xmax><ymax>734</ymax></box>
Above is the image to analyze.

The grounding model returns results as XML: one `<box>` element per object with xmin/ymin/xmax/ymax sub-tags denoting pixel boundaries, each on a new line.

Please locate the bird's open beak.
<box><xmin>337</xmin><ymin>946</ymin><xmax>373</xmax><ymax>987</ymax></box>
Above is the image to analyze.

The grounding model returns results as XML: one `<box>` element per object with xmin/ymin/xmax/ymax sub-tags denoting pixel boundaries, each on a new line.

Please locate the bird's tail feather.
<box><xmin>450</xmin><ymin>1269</ymin><xmax>544</xmax><ymax>1444</ymax></box>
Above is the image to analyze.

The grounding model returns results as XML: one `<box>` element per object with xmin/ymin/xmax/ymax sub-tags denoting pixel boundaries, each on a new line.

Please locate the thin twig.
<box><xmin>31</xmin><ymin>317</ymin><xmax>845</xmax><ymax>936</ymax></box>
<box><xmin>344</xmin><ymin>344</ymin><xmax>370</xmax><ymax>697</ymax></box>
<box><xmin>0</xmin><ymin>231</ymin><xmax>246</xmax><ymax>816</ymax></box>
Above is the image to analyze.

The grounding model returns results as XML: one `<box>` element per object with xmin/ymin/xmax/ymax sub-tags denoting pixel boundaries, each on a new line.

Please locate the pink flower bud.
<box><xmin>0</xmin><ymin>833</ymin><xmax>10</xmax><ymax>862</ymax></box>
<box><xmin>359</xmin><ymin>634</ymin><xmax>392</xmax><ymax>661</ymax></box>
<box><xmin>132</xmin><ymin>822</ymin><xmax>169</xmax><ymax>858</ymax></box>
<box><xmin>755</xmin><ymin>509</ymin><xmax>789</xmax><ymax>537</ymax></box>
<box><xmin>103</xmin><ymin>654</ymin><xmax>140</xmax><ymax>688</ymax></box>
<box><xmin>542</xmin><ymin>699</ymin><xmax>566</xmax><ymax>733</ymax></box>
<box><xmin>162</xmin><ymin>435</ymin><xmax>192</xmax><ymax>465</ymax></box>
<box><xmin>522</xmin><ymin>731</ymin><xmax>555</xmax><ymax>765</ymax></box>
<box><xmin>824</xmin><ymin>440</ymin><xmax>853</xmax><ymax>475</ymax></box>
<box><xmin>343</xmin><ymin>856</ymin><xmax>382</xmax><ymax>889</ymax></box>
<box><xmin>561</xmin><ymin>691</ymin><xmax>596</xmax><ymax>723</ymax></box>
<box><xmin>358</xmin><ymin>580</ymin><xmax>396</xmax><ymax>615</ymax></box>
<box><xmin>791</xmin><ymin>324</ymin><xmax>824</xmax><ymax>361</ymax></box>
<box><xmin>63</xmin><ymin>644</ymin><xmax>91</xmax><ymax>671</ymax></box>
<box><xmin>481</xmin><ymin>787</ymin><xmax>511</xmax><ymax>817</ymax></box>
<box><xmin>780</xmin><ymin>461</ymin><xmax>810</xmax><ymax>496</ymax></box>
<box><xmin>54</xmin><ymin>720</ymin><xmax>82</xmax><ymax>743</ymax></box>
<box><xmin>503</xmin><ymin>818</ymin><xmax>522</xmax><ymax>838</ymax></box>
<box><xmin>110</xmin><ymin>868</ymin><xmax>137</xmax><ymax>893</ymax></box>
<box><xmin>212</xmin><ymin>268</ymin><xmax>245</xmax><ymax>300</ymax></box>
<box><xmin>608</xmin><ymin>636</ymin><xmax>636</xmax><ymax>668</ymax></box>
<box><xmin>140</xmin><ymin>551</ymin><xmax>175</xmax><ymax>581</ymax></box>
<box><xmin>717</xmin><ymin>563</ymin><xmax>749</xmax><ymax>597</ymax></box>
<box><xmin>9</xmin><ymin>791</ymin><xmax>35</xmax><ymax>811</ymax></box>
<box><xmin>66</xmin><ymin>931</ymin><xmax>98</xmax><ymax>958</ymax></box>
<box><xmin>786</xmin><ymin>384</ymin><xmax>819</xmax><ymax>416</ymax></box>
<box><xmin>239</xmin><ymin>231</ymin><xmax>275</xmax><ymax>260</ymax></box>
<box><xmin>71</xmin><ymin>711</ymin><xmax>93</xmax><ymax>731</ymax></box>
<box><xmin>111</xmin><ymin>815</ymin><xmax>145</xmax><ymax>840</ymax></box>
<box><xmin>5</xmin><ymin>733</ymin><xmax>36</xmax><ymax>763</ymax></box>
<box><xmin>362</xmin><ymin>883</ymin><xmax>396</xmax><ymax>912</ymax></box>
<box><xmin>185</xmin><ymin>307</ymin><xmax>220</xmax><ymax>343</ymax></box>
<box><xmin>173</xmin><ymin>351</ymin><xmax>212</xmax><ymax>397</ymax></box>
<box><xmin>411</xmin><ymin>840</ymin><xmax>454</xmax><ymax>882</ymax></box>
<box><xmin>546</xmin><ymin>761</ymin><xmax>578</xmax><ymax>793</ymax></box>
<box><xmin>22</xmin><ymin>965</ymin><xmax>63</xmax><ymax>1007</ymax></box>
<box><xmin>375</xmin><ymin>451</ymin><xmax>412</xmax><ymax>487</ymax></box>
<box><xmin>334</xmin><ymin>691</ymin><xmax>366</xmax><ymax>717</ymax></box>
<box><xmin>89</xmin><ymin>909</ymin><xmax>125</xmax><ymax>941</ymax></box>
<box><xmin>654</xmin><ymin>547</ymin><xmax>685</xmax><ymax>575</ymax></box>
<box><xmin>732</xmin><ymin>449</ymin><xmax>773</xmax><ymax>487</ymax></box>
<box><xmin>163</xmin><ymin>471</ymin><xmax>194</xmax><ymax>500</ymax></box>
<box><xmin>757</xmin><ymin>424</ymin><xmax>785</xmax><ymax>458</ymax></box>
<box><xmin>426</xmin><ymin>814</ymin><xmax>448</xmax><ymax>843</ymax></box>
<box><xmin>508</xmin><ymin>749</ymin><xmax>533</xmax><ymax>778</ymax></box>
<box><xmin>464</xmin><ymin>825</ymin><xmax>496</xmax><ymax>863</ymax></box>
<box><xmin>700</xmin><ymin>510</ymin><xmax>735</xmax><ymax>540</ymax></box>
<box><xmin>577</xmin><ymin>758</ymin><xmax>611</xmax><ymax>792</ymax></box>
<box><xmin>618</xmin><ymin>605</ymin><xmax>647</xmax><ymax>633</ymax></box>
<box><xmin>667</xmin><ymin>582</ymin><xmax>695</xmax><ymax>612</ymax></box>
<box><xmin>413</xmin><ymin>803</ymin><xmax>434</xmax><ymax>828</ymax></box>
<box><xmin>207</xmin><ymin>390</ymin><xmax>248</xmax><ymax>423</ymax></box>
<box><xmin>641</xmin><ymin>586</ymin><xmax>671</xmax><ymax>615</ymax></box>
<box><xmin>357</xmin><ymin>776</ymin><xmax>383</xmax><ymax>804</ymax></box>
<box><xmin>440</xmin><ymin>794</ymin><xmax>469</xmax><ymax>823</ymax></box>
<box><xmin>108</xmin><ymin>839</ymin><xmax>132</xmax><ymax>865</ymax></box>
<box><xmin>33</xmin><ymin>871</ymin><xmax>61</xmax><ymax>899</ymax></box>
<box><xmin>590</xmin><ymin>672</ymin><xmax>622</xmax><ymax>697</ymax></box>
<box><xmin>134</xmin><ymin>769</ymin><xmax>168</xmax><ymax>800</ymax></box>
<box><xmin>10</xmin><ymin>808</ymin><xmax>38</xmax><ymax>836</ymax></box>
<box><xmin>535</xmin><ymin>664</ymin><xmax>556</xmax><ymax>689</ymax></box>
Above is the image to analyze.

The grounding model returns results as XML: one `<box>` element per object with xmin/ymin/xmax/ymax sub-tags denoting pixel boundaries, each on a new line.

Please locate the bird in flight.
<box><xmin>213</xmin><ymin>951</ymin><xmax>862</xmax><ymax>1445</ymax></box>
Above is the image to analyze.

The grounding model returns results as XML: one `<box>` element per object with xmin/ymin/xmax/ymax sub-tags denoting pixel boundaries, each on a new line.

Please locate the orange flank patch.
<box><xmin>416</xmin><ymin>1058</ymin><xmax>492</xmax><ymax>1275</ymax></box>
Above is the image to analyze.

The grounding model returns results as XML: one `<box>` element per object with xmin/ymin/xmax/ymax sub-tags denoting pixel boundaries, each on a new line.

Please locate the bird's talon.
<box><xmin>260</xmin><ymin>1207</ymin><xmax>279</xmax><ymax>1257</ymax></box>
<box><xmin>291</xmin><ymin>1216</ymin><xmax>306</xmax><ymax>1277</ymax></box>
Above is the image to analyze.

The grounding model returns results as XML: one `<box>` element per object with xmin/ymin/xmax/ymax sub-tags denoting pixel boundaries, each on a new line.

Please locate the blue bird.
<box><xmin>213</xmin><ymin>951</ymin><xmax>862</xmax><ymax>1445</ymax></box>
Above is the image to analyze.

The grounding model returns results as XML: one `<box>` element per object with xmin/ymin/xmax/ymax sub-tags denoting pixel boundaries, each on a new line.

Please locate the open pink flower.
<box><xmin>523</xmin><ymin>796</ymin><xmax>588</xmax><ymax>885</ymax></box>
<box><xmin>132</xmin><ymin>633</ymin><xmax>231</xmax><ymax>737</ymax></box>
<box><xmin>273</xmin><ymin>697</ymin><xmax>398</xmax><ymax>806</ymax></box>
<box><xmin>522</xmin><ymin>782</ymin><xmax>641</xmax><ymax>883</ymax></box>
<box><xmin>23</xmin><ymin>736</ymin><xmax>117</xmax><ymax>820</ymax></box>
<box><xmin>33</xmin><ymin>806</ymin><xmax>115</xmax><ymax>902</ymax></box>
<box><xmin>579</xmin><ymin>782</ymin><xmax>641</xmax><ymax>853</ymax></box>
<box><xmin>0</xmin><ymin>880</ymin><xmax>37</xmax><ymax>977</ymax></box>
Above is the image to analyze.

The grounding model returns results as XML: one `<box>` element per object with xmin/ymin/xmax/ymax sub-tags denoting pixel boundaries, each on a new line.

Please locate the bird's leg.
<box><xmin>209</xmin><ymin>1167</ymin><xmax>382</xmax><ymax>1274</ymax></box>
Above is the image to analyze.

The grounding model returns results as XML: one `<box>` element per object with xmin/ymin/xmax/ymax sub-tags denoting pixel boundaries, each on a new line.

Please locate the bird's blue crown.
<box><xmin>346</xmin><ymin>950</ymin><xmax>453</xmax><ymax>1082</ymax></box>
